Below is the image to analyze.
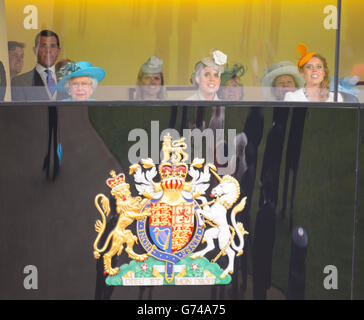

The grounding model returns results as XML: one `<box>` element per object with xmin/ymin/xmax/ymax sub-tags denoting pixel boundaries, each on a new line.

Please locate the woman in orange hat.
<box><xmin>285</xmin><ymin>43</ymin><xmax>343</xmax><ymax>102</ymax></box>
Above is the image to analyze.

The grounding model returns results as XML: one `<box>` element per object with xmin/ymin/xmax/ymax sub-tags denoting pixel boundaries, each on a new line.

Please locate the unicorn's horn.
<box><xmin>206</xmin><ymin>163</ymin><xmax>222</xmax><ymax>183</ymax></box>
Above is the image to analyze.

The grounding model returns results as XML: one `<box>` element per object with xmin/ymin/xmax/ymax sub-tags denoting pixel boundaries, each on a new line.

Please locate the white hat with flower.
<box><xmin>201</xmin><ymin>49</ymin><xmax>227</xmax><ymax>73</ymax></box>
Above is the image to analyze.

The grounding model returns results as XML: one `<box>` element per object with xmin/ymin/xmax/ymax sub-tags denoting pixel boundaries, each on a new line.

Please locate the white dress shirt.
<box><xmin>35</xmin><ymin>64</ymin><xmax>57</xmax><ymax>99</ymax></box>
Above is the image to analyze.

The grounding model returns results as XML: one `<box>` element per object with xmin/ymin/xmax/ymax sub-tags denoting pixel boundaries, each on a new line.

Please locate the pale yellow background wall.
<box><xmin>0</xmin><ymin>0</ymin><xmax>10</xmax><ymax>101</ymax></box>
<box><xmin>4</xmin><ymin>0</ymin><xmax>364</xmax><ymax>90</ymax></box>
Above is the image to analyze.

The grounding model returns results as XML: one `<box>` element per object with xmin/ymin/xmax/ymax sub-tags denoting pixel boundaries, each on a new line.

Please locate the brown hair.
<box><xmin>8</xmin><ymin>41</ymin><xmax>25</xmax><ymax>51</ymax></box>
<box><xmin>313</xmin><ymin>54</ymin><xmax>330</xmax><ymax>89</ymax></box>
<box><xmin>272</xmin><ymin>74</ymin><xmax>299</xmax><ymax>88</ymax></box>
<box><xmin>135</xmin><ymin>70</ymin><xmax>165</xmax><ymax>100</ymax></box>
<box><xmin>303</xmin><ymin>53</ymin><xmax>330</xmax><ymax>101</ymax></box>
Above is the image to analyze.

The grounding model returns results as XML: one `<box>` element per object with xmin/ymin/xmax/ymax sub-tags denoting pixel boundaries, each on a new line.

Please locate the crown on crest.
<box><xmin>106</xmin><ymin>170</ymin><xmax>126</xmax><ymax>190</ymax></box>
<box><xmin>159</xmin><ymin>134</ymin><xmax>189</xmax><ymax>188</ymax></box>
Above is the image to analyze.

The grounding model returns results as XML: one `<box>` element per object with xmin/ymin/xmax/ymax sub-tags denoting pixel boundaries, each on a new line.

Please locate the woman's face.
<box><xmin>69</xmin><ymin>76</ymin><xmax>94</xmax><ymax>101</ymax></box>
<box><xmin>273</xmin><ymin>74</ymin><xmax>297</xmax><ymax>100</ymax></box>
<box><xmin>302</xmin><ymin>57</ymin><xmax>325</xmax><ymax>87</ymax></box>
<box><xmin>140</xmin><ymin>73</ymin><xmax>162</xmax><ymax>98</ymax></box>
<box><xmin>221</xmin><ymin>78</ymin><xmax>243</xmax><ymax>100</ymax></box>
<box><xmin>196</xmin><ymin>66</ymin><xmax>221</xmax><ymax>99</ymax></box>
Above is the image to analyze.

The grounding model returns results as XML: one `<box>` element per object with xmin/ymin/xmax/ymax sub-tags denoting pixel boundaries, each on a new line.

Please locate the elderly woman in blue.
<box><xmin>57</xmin><ymin>61</ymin><xmax>105</xmax><ymax>101</ymax></box>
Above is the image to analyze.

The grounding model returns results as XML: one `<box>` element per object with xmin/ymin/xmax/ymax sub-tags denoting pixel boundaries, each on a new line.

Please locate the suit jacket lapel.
<box><xmin>33</xmin><ymin>68</ymin><xmax>57</xmax><ymax>100</ymax></box>
<box><xmin>32</xmin><ymin>67</ymin><xmax>69</xmax><ymax>100</ymax></box>
<box><xmin>33</xmin><ymin>68</ymin><xmax>45</xmax><ymax>87</ymax></box>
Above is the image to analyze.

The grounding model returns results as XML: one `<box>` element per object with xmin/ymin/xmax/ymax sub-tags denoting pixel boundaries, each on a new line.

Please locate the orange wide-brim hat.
<box><xmin>296</xmin><ymin>43</ymin><xmax>316</xmax><ymax>71</ymax></box>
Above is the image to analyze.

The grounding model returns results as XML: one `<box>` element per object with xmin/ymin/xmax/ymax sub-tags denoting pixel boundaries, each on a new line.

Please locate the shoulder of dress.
<box><xmin>284</xmin><ymin>88</ymin><xmax>305</xmax><ymax>101</ymax></box>
<box><xmin>283</xmin><ymin>91</ymin><xmax>294</xmax><ymax>101</ymax></box>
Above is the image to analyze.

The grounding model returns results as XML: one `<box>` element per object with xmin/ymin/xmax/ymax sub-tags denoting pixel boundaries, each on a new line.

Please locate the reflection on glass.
<box><xmin>260</xmin><ymin>60</ymin><xmax>308</xmax><ymax>227</ymax></box>
<box><xmin>57</xmin><ymin>61</ymin><xmax>105</xmax><ymax>101</ymax></box>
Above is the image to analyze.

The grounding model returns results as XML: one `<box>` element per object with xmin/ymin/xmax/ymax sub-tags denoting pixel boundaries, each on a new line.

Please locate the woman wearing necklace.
<box><xmin>285</xmin><ymin>43</ymin><xmax>343</xmax><ymax>102</ymax></box>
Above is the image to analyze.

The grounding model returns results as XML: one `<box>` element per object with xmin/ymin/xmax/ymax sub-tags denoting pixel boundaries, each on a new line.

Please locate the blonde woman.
<box><xmin>135</xmin><ymin>56</ymin><xmax>166</xmax><ymax>100</ymax></box>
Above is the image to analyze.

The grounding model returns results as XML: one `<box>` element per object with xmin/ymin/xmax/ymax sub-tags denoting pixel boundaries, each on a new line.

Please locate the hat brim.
<box><xmin>261</xmin><ymin>65</ymin><xmax>305</xmax><ymax>100</ymax></box>
<box><xmin>57</xmin><ymin>67</ymin><xmax>105</xmax><ymax>92</ymax></box>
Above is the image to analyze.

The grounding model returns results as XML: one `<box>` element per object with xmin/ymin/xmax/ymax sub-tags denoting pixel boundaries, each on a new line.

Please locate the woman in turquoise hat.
<box><xmin>57</xmin><ymin>61</ymin><xmax>105</xmax><ymax>101</ymax></box>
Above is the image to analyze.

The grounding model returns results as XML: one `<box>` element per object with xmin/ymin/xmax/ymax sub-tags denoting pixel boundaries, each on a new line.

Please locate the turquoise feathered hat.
<box><xmin>56</xmin><ymin>61</ymin><xmax>105</xmax><ymax>92</ymax></box>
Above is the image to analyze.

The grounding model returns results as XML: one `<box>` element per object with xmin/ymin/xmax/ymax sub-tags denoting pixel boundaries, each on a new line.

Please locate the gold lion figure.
<box><xmin>93</xmin><ymin>172</ymin><xmax>151</xmax><ymax>276</ymax></box>
<box><xmin>161</xmin><ymin>133</ymin><xmax>188</xmax><ymax>164</ymax></box>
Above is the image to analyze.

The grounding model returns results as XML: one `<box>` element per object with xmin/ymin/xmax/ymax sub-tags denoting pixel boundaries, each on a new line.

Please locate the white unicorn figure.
<box><xmin>191</xmin><ymin>173</ymin><xmax>248</xmax><ymax>279</ymax></box>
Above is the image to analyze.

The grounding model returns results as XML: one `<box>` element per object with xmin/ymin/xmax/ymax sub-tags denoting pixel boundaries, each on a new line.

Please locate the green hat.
<box><xmin>221</xmin><ymin>63</ymin><xmax>247</xmax><ymax>86</ymax></box>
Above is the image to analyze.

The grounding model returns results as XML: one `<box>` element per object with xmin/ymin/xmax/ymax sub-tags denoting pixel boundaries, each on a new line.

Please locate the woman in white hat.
<box><xmin>57</xmin><ymin>61</ymin><xmax>105</xmax><ymax>101</ymax></box>
<box><xmin>261</xmin><ymin>60</ymin><xmax>304</xmax><ymax>102</ymax></box>
<box><xmin>187</xmin><ymin>50</ymin><xmax>227</xmax><ymax>101</ymax></box>
<box><xmin>135</xmin><ymin>56</ymin><xmax>166</xmax><ymax>100</ymax></box>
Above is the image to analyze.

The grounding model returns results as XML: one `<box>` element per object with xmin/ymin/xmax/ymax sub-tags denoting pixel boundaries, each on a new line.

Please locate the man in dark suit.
<box><xmin>12</xmin><ymin>30</ymin><xmax>61</xmax><ymax>101</ymax></box>
<box><xmin>11</xmin><ymin>30</ymin><xmax>66</xmax><ymax>180</ymax></box>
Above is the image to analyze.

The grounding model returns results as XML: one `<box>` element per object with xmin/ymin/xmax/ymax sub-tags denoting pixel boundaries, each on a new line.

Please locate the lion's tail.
<box><xmin>230</xmin><ymin>197</ymin><xmax>249</xmax><ymax>255</ymax></box>
<box><xmin>93</xmin><ymin>194</ymin><xmax>113</xmax><ymax>259</ymax></box>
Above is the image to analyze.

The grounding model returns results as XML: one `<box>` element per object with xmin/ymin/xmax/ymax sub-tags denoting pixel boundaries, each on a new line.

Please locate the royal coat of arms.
<box><xmin>93</xmin><ymin>133</ymin><xmax>248</xmax><ymax>286</ymax></box>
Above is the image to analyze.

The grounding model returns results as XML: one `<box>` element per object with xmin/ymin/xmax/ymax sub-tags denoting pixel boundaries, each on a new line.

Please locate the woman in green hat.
<box><xmin>218</xmin><ymin>63</ymin><xmax>246</xmax><ymax>101</ymax></box>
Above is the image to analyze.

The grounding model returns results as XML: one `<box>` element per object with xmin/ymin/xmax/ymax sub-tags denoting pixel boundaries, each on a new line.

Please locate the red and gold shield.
<box><xmin>149</xmin><ymin>201</ymin><xmax>194</xmax><ymax>253</ymax></box>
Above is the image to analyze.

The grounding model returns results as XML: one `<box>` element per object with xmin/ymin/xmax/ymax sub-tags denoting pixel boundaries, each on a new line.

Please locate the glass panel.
<box><xmin>0</xmin><ymin>0</ymin><xmax>361</xmax><ymax>300</ymax></box>
<box><xmin>91</xmin><ymin>104</ymin><xmax>358</xmax><ymax>300</ymax></box>
<box><xmin>340</xmin><ymin>0</ymin><xmax>364</xmax><ymax>103</ymax></box>
<box><xmin>0</xmin><ymin>0</ymin><xmax>339</xmax><ymax>103</ymax></box>
<box><xmin>266</xmin><ymin>106</ymin><xmax>356</xmax><ymax>299</ymax></box>
<box><xmin>341</xmin><ymin>1</ymin><xmax>364</xmax><ymax>299</ymax></box>
<box><xmin>353</xmin><ymin>108</ymin><xmax>363</xmax><ymax>299</ymax></box>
